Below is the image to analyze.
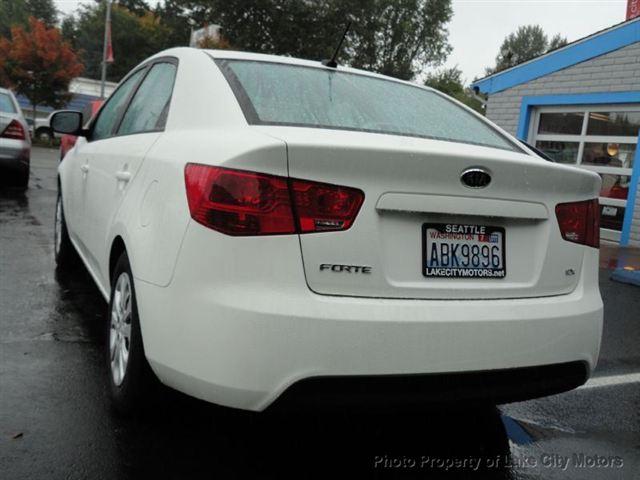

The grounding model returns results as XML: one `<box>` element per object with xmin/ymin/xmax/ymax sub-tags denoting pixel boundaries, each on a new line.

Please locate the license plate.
<box><xmin>422</xmin><ymin>223</ymin><xmax>506</xmax><ymax>279</ymax></box>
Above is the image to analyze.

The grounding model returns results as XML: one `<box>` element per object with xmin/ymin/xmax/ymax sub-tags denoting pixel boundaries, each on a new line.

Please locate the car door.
<box><xmin>60</xmin><ymin>101</ymin><xmax>111</xmax><ymax>247</ymax></box>
<box><xmin>69</xmin><ymin>67</ymin><xmax>148</xmax><ymax>268</ymax></box>
<box><xmin>82</xmin><ymin>60</ymin><xmax>178</xmax><ymax>290</ymax></box>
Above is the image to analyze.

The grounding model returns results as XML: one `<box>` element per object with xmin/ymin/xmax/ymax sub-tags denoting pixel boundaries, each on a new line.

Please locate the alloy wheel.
<box><xmin>109</xmin><ymin>273</ymin><xmax>133</xmax><ymax>386</ymax></box>
<box><xmin>54</xmin><ymin>197</ymin><xmax>62</xmax><ymax>257</ymax></box>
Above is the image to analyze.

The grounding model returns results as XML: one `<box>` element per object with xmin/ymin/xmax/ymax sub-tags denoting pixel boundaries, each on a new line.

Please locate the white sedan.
<box><xmin>51</xmin><ymin>48</ymin><xmax>603</xmax><ymax>414</ymax></box>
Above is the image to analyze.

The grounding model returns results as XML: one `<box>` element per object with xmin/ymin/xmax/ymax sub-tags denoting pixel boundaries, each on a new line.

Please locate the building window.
<box><xmin>530</xmin><ymin>105</ymin><xmax>639</xmax><ymax>242</ymax></box>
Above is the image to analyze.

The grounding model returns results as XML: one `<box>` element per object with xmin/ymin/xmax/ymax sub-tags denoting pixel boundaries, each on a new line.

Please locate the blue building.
<box><xmin>472</xmin><ymin>18</ymin><xmax>640</xmax><ymax>247</ymax></box>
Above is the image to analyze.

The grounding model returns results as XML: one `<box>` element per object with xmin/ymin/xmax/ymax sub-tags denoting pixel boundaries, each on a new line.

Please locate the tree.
<box><xmin>424</xmin><ymin>67</ymin><xmax>484</xmax><ymax>113</ymax></box>
<box><xmin>548</xmin><ymin>33</ymin><xmax>568</xmax><ymax>51</ymax></box>
<box><xmin>0</xmin><ymin>0</ymin><xmax>58</xmax><ymax>38</ymax></box>
<box><xmin>25</xmin><ymin>0</ymin><xmax>58</xmax><ymax>26</ymax></box>
<box><xmin>155</xmin><ymin>0</ymin><xmax>192</xmax><ymax>47</ymax></box>
<box><xmin>61</xmin><ymin>0</ymin><xmax>453</xmax><ymax>83</ymax></box>
<box><xmin>424</xmin><ymin>67</ymin><xmax>465</xmax><ymax>97</ymax></box>
<box><xmin>486</xmin><ymin>25</ymin><xmax>567</xmax><ymax>75</ymax></box>
<box><xmin>159</xmin><ymin>0</ymin><xmax>453</xmax><ymax>80</ymax></box>
<box><xmin>64</xmin><ymin>2</ymin><xmax>172</xmax><ymax>82</ymax></box>
<box><xmin>196</xmin><ymin>34</ymin><xmax>233</xmax><ymax>50</ymax></box>
<box><xmin>115</xmin><ymin>0</ymin><xmax>151</xmax><ymax>17</ymax></box>
<box><xmin>343</xmin><ymin>0</ymin><xmax>453</xmax><ymax>79</ymax></box>
<box><xmin>0</xmin><ymin>18</ymin><xmax>83</xmax><ymax>122</ymax></box>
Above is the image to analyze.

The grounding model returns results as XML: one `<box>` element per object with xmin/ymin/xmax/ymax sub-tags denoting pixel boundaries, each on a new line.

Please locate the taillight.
<box><xmin>184</xmin><ymin>164</ymin><xmax>364</xmax><ymax>236</ymax></box>
<box><xmin>555</xmin><ymin>199</ymin><xmax>599</xmax><ymax>248</ymax></box>
<box><xmin>290</xmin><ymin>178</ymin><xmax>364</xmax><ymax>233</ymax></box>
<box><xmin>1</xmin><ymin>120</ymin><xmax>26</xmax><ymax>140</ymax></box>
<box><xmin>184</xmin><ymin>164</ymin><xmax>296</xmax><ymax>235</ymax></box>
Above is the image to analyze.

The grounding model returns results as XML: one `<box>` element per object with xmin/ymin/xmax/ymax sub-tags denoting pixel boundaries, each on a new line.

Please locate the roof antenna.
<box><xmin>322</xmin><ymin>21</ymin><xmax>351</xmax><ymax>68</ymax></box>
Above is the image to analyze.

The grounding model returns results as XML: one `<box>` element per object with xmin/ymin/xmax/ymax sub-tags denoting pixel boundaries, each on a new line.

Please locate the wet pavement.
<box><xmin>1</xmin><ymin>147</ymin><xmax>639</xmax><ymax>479</ymax></box>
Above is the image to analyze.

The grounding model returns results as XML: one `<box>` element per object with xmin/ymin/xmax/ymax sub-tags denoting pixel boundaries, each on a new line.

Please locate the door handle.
<box><xmin>115</xmin><ymin>171</ymin><xmax>131</xmax><ymax>182</ymax></box>
<box><xmin>80</xmin><ymin>164</ymin><xmax>89</xmax><ymax>173</ymax></box>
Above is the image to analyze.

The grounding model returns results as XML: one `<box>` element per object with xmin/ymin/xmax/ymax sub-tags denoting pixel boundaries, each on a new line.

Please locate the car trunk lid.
<box><xmin>258</xmin><ymin>126</ymin><xmax>600</xmax><ymax>300</ymax></box>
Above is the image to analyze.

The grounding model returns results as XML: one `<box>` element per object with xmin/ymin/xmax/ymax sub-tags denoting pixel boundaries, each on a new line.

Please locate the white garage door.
<box><xmin>530</xmin><ymin>105</ymin><xmax>640</xmax><ymax>242</ymax></box>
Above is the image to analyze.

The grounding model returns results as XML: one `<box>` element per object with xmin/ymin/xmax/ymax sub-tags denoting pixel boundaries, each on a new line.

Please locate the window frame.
<box><xmin>530</xmin><ymin>104</ymin><xmax>640</xmax><ymax>241</ymax></box>
<box><xmin>213</xmin><ymin>57</ymin><xmax>525</xmax><ymax>153</ymax></box>
<box><xmin>87</xmin><ymin>56</ymin><xmax>178</xmax><ymax>143</ymax></box>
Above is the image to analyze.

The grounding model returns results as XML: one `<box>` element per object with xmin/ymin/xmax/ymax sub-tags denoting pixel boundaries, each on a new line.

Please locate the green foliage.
<box><xmin>424</xmin><ymin>67</ymin><xmax>484</xmax><ymax>113</ymax></box>
<box><xmin>486</xmin><ymin>25</ymin><xmax>568</xmax><ymax>75</ymax></box>
<box><xmin>154</xmin><ymin>0</ymin><xmax>193</xmax><ymax>47</ymax></box>
<box><xmin>0</xmin><ymin>18</ymin><xmax>83</xmax><ymax>119</ymax></box>
<box><xmin>0</xmin><ymin>0</ymin><xmax>58</xmax><ymax>38</ymax></box>
<box><xmin>424</xmin><ymin>67</ymin><xmax>465</xmax><ymax>97</ymax></box>
<box><xmin>59</xmin><ymin>0</ymin><xmax>453</xmax><ymax>83</ymax></box>
<box><xmin>25</xmin><ymin>0</ymin><xmax>58</xmax><ymax>26</ymax></box>
<box><xmin>63</xmin><ymin>3</ymin><xmax>173</xmax><ymax>82</ymax></box>
<box><xmin>548</xmin><ymin>33</ymin><xmax>568</xmax><ymax>51</ymax></box>
<box><xmin>115</xmin><ymin>0</ymin><xmax>151</xmax><ymax>17</ymax></box>
<box><xmin>159</xmin><ymin>0</ymin><xmax>453</xmax><ymax>80</ymax></box>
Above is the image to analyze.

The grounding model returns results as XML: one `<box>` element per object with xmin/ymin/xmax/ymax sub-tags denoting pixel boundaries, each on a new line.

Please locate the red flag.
<box><xmin>628</xmin><ymin>0</ymin><xmax>640</xmax><ymax>20</ymax></box>
<box><xmin>105</xmin><ymin>19</ymin><xmax>114</xmax><ymax>63</ymax></box>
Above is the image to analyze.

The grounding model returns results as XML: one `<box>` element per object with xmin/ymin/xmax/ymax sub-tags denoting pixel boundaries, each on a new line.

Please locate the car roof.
<box><xmin>150</xmin><ymin>47</ymin><xmax>439</xmax><ymax>97</ymax></box>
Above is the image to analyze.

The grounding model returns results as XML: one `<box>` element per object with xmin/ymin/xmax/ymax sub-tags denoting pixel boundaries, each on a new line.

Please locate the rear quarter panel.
<box><xmin>119</xmin><ymin>49</ymin><xmax>289</xmax><ymax>288</ymax></box>
<box><xmin>124</xmin><ymin>129</ymin><xmax>288</xmax><ymax>288</ymax></box>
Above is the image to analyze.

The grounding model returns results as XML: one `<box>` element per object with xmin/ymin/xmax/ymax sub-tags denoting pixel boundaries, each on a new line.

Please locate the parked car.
<box><xmin>0</xmin><ymin>87</ymin><xmax>31</xmax><ymax>188</ymax></box>
<box><xmin>60</xmin><ymin>100</ymin><xmax>104</xmax><ymax>160</ymax></box>
<box><xmin>33</xmin><ymin>111</ymin><xmax>65</xmax><ymax>142</ymax></box>
<box><xmin>51</xmin><ymin>48</ymin><xmax>603</xmax><ymax>415</ymax></box>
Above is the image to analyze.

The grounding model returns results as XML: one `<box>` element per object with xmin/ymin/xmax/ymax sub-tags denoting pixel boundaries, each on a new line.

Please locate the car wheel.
<box><xmin>54</xmin><ymin>192</ymin><xmax>79</xmax><ymax>269</ymax></box>
<box><xmin>36</xmin><ymin>128</ymin><xmax>52</xmax><ymax>142</ymax></box>
<box><xmin>108</xmin><ymin>252</ymin><xmax>156</xmax><ymax>415</ymax></box>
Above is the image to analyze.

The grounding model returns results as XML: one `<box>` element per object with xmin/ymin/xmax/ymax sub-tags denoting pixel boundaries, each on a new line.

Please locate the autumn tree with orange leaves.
<box><xmin>0</xmin><ymin>17</ymin><xmax>83</xmax><ymax>122</ymax></box>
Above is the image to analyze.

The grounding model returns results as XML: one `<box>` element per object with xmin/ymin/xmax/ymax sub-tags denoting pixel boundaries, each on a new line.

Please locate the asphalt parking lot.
<box><xmin>1</xmin><ymin>147</ymin><xmax>639</xmax><ymax>479</ymax></box>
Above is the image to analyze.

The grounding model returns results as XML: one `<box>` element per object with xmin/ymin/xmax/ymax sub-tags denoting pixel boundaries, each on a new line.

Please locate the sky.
<box><xmin>54</xmin><ymin>0</ymin><xmax>630</xmax><ymax>83</ymax></box>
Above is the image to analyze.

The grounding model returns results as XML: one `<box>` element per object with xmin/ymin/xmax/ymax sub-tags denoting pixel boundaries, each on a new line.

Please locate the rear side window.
<box><xmin>218</xmin><ymin>60</ymin><xmax>517</xmax><ymax>152</ymax></box>
<box><xmin>92</xmin><ymin>68</ymin><xmax>146</xmax><ymax>141</ymax></box>
<box><xmin>0</xmin><ymin>93</ymin><xmax>17</xmax><ymax>113</ymax></box>
<box><xmin>118</xmin><ymin>62</ymin><xmax>177</xmax><ymax>136</ymax></box>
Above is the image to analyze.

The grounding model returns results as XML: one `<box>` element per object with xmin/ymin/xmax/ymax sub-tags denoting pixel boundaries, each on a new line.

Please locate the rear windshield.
<box><xmin>0</xmin><ymin>93</ymin><xmax>17</xmax><ymax>113</ymax></box>
<box><xmin>217</xmin><ymin>59</ymin><xmax>517</xmax><ymax>152</ymax></box>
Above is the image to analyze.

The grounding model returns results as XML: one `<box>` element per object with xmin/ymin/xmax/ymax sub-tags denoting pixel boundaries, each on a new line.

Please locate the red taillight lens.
<box><xmin>290</xmin><ymin>178</ymin><xmax>364</xmax><ymax>233</ymax></box>
<box><xmin>184</xmin><ymin>164</ymin><xmax>364</xmax><ymax>236</ymax></box>
<box><xmin>184</xmin><ymin>164</ymin><xmax>296</xmax><ymax>235</ymax></box>
<box><xmin>555</xmin><ymin>199</ymin><xmax>600</xmax><ymax>248</ymax></box>
<box><xmin>1</xmin><ymin>120</ymin><xmax>26</xmax><ymax>140</ymax></box>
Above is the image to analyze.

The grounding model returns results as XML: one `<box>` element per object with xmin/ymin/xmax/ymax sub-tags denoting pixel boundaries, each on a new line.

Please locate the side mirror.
<box><xmin>51</xmin><ymin>111</ymin><xmax>84</xmax><ymax>135</ymax></box>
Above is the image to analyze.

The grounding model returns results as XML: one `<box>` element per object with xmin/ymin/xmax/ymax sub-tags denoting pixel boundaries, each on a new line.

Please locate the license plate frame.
<box><xmin>422</xmin><ymin>223</ymin><xmax>506</xmax><ymax>279</ymax></box>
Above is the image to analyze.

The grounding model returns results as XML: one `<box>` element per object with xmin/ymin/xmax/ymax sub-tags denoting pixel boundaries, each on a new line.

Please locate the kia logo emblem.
<box><xmin>461</xmin><ymin>168</ymin><xmax>491</xmax><ymax>189</ymax></box>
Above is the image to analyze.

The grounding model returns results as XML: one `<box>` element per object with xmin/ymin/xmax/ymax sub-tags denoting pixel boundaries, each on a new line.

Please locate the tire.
<box><xmin>54</xmin><ymin>192</ymin><xmax>79</xmax><ymax>270</ymax></box>
<box><xmin>36</xmin><ymin>127</ymin><xmax>52</xmax><ymax>142</ymax></box>
<box><xmin>107</xmin><ymin>252</ymin><xmax>156</xmax><ymax>415</ymax></box>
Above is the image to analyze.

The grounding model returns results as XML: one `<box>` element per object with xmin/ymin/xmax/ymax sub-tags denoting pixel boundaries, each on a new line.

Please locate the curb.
<box><xmin>610</xmin><ymin>268</ymin><xmax>640</xmax><ymax>287</ymax></box>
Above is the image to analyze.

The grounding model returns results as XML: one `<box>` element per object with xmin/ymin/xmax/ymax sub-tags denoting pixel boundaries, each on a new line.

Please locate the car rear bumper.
<box><xmin>270</xmin><ymin>361</ymin><xmax>589</xmax><ymax>411</ymax></box>
<box><xmin>134</xmin><ymin>224</ymin><xmax>603</xmax><ymax>412</ymax></box>
<box><xmin>0</xmin><ymin>139</ymin><xmax>30</xmax><ymax>168</ymax></box>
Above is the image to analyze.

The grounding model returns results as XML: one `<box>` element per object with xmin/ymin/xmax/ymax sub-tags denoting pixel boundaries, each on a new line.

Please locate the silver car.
<box><xmin>0</xmin><ymin>87</ymin><xmax>31</xmax><ymax>188</ymax></box>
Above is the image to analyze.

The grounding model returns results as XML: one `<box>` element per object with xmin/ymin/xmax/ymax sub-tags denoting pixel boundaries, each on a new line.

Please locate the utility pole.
<box><xmin>100</xmin><ymin>0</ymin><xmax>112</xmax><ymax>99</ymax></box>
